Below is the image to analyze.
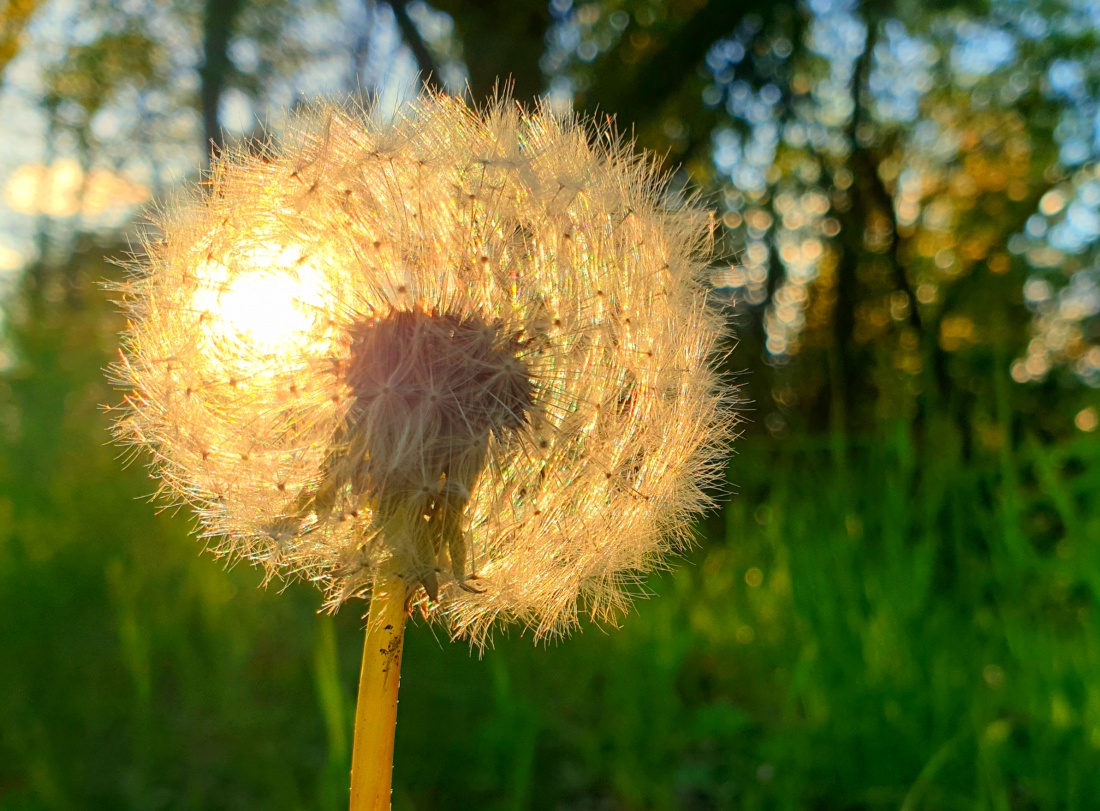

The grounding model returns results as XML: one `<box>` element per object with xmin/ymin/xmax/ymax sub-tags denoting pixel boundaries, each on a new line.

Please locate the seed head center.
<box><xmin>346</xmin><ymin>307</ymin><xmax>533</xmax><ymax>469</ymax></box>
<box><xmin>313</xmin><ymin>307</ymin><xmax>535</xmax><ymax>597</ymax></box>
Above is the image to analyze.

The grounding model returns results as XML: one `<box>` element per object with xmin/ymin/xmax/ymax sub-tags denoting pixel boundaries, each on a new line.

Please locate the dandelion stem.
<box><xmin>349</xmin><ymin>576</ymin><xmax>407</xmax><ymax>811</ymax></box>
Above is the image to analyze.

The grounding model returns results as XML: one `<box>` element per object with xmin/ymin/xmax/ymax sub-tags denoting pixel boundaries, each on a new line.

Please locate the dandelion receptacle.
<box><xmin>112</xmin><ymin>93</ymin><xmax>732</xmax><ymax>809</ymax></box>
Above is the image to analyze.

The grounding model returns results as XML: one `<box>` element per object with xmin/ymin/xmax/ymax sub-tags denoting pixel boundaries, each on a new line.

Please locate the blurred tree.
<box><xmin>427</xmin><ymin>0</ymin><xmax>551</xmax><ymax>100</ymax></box>
<box><xmin>0</xmin><ymin>0</ymin><xmax>42</xmax><ymax>82</ymax></box>
<box><xmin>3</xmin><ymin>0</ymin><xmax>1099</xmax><ymax>439</ymax></box>
<box><xmin>199</xmin><ymin>0</ymin><xmax>246</xmax><ymax>156</ymax></box>
<box><xmin>544</xmin><ymin>0</ymin><xmax>1100</xmax><ymax>443</ymax></box>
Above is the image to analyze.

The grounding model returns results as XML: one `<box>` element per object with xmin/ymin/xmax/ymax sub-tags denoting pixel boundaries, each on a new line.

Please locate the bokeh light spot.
<box><xmin>1075</xmin><ymin>407</ymin><xmax>1098</xmax><ymax>432</ymax></box>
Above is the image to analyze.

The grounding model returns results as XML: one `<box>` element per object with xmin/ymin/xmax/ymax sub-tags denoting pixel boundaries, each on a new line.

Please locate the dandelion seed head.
<box><xmin>113</xmin><ymin>93</ymin><xmax>733</xmax><ymax>642</ymax></box>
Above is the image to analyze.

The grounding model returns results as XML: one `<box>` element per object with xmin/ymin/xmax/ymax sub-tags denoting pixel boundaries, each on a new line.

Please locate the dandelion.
<box><xmin>112</xmin><ymin>92</ymin><xmax>731</xmax><ymax>809</ymax></box>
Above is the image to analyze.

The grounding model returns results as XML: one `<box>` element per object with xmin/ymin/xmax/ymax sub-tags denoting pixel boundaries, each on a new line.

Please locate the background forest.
<box><xmin>2</xmin><ymin>0</ymin><xmax>1100</xmax><ymax>808</ymax></box>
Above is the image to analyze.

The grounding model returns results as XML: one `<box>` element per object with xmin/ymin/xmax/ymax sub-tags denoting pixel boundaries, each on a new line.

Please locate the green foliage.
<box><xmin>2</xmin><ymin>247</ymin><xmax>1098</xmax><ymax>809</ymax></box>
<box><xmin>4</xmin><ymin>1</ymin><xmax>1100</xmax><ymax>805</ymax></box>
<box><xmin>0</xmin><ymin>256</ymin><xmax>338</xmax><ymax>809</ymax></box>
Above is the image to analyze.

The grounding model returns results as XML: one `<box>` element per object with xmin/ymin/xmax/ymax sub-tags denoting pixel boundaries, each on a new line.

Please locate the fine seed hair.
<box><xmin>112</xmin><ymin>92</ymin><xmax>734</xmax><ymax>644</ymax></box>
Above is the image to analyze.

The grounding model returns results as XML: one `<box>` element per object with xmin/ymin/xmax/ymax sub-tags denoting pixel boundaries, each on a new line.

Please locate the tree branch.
<box><xmin>581</xmin><ymin>0</ymin><xmax>775</xmax><ymax>130</ymax></box>
<box><xmin>386</xmin><ymin>0</ymin><xmax>446</xmax><ymax>94</ymax></box>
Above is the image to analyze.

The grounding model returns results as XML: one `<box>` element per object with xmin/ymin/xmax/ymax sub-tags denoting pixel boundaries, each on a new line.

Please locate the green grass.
<box><xmin>2</xmin><ymin>269</ymin><xmax>1099</xmax><ymax>808</ymax></box>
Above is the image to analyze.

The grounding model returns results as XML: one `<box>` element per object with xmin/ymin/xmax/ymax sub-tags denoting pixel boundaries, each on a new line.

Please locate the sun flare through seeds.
<box><xmin>113</xmin><ymin>94</ymin><xmax>732</xmax><ymax>642</ymax></box>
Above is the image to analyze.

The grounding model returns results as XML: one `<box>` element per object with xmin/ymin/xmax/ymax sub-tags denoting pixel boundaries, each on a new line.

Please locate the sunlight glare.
<box><xmin>194</xmin><ymin>243</ymin><xmax>329</xmax><ymax>358</ymax></box>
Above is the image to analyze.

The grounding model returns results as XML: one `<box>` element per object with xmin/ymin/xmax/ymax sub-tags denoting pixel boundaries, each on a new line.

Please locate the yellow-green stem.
<box><xmin>349</xmin><ymin>576</ymin><xmax>408</xmax><ymax>811</ymax></box>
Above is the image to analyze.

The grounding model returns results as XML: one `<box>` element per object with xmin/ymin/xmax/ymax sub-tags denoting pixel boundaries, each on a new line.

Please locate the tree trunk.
<box><xmin>199</xmin><ymin>0</ymin><xmax>245</xmax><ymax>163</ymax></box>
